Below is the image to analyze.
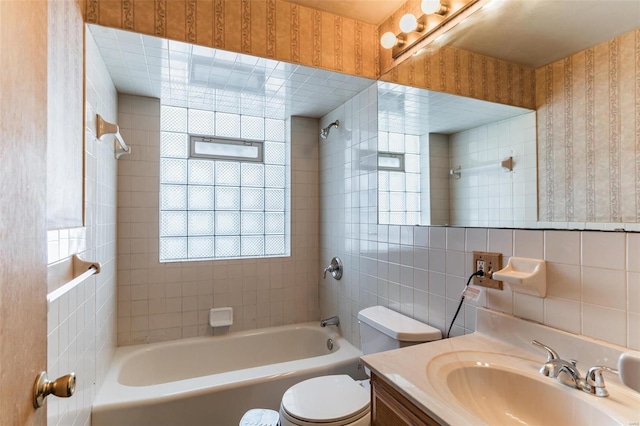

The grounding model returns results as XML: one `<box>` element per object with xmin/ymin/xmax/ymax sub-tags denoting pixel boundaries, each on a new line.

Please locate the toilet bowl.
<box><xmin>279</xmin><ymin>375</ymin><xmax>370</xmax><ymax>426</ymax></box>
<box><xmin>279</xmin><ymin>306</ymin><xmax>441</xmax><ymax>426</ymax></box>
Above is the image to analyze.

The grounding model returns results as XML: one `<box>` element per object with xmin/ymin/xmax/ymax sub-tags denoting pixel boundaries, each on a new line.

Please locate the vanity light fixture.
<box><xmin>380</xmin><ymin>0</ymin><xmax>452</xmax><ymax>58</ymax></box>
<box><xmin>380</xmin><ymin>0</ymin><xmax>482</xmax><ymax>59</ymax></box>
<box><xmin>399</xmin><ymin>13</ymin><xmax>424</xmax><ymax>33</ymax></box>
<box><xmin>380</xmin><ymin>31</ymin><xmax>404</xmax><ymax>49</ymax></box>
<box><xmin>421</xmin><ymin>0</ymin><xmax>448</xmax><ymax>16</ymax></box>
<box><xmin>381</xmin><ymin>13</ymin><xmax>425</xmax><ymax>54</ymax></box>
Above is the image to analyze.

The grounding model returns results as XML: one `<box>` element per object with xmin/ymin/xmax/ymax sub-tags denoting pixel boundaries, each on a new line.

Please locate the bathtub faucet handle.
<box><xmin>323</xmin><ymin>257</ymin><xmax>343</xmax><ymax>280</ymax></box>
<box><xmin>321</xmin><ymin>316</ymin><xmax>340</xmax><ymax>327</ymax></box>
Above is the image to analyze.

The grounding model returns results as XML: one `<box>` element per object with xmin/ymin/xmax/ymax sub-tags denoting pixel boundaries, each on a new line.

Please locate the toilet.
<box><xmin>279</xmin><ymin>306</ymin><xmax>442</xmax><ymax>426</ymax></box>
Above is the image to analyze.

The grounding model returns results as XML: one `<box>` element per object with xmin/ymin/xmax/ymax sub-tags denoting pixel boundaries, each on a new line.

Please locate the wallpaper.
<box><xmin>84</xmin><ymin>0</ymin><xmax>378</xmax><ymax>79</ymax></box>
<box><xmin>537</xmin><ymin>28</ymin><xmax>640</xmax><ymax>223</ymax></box>
<box><xmin>378</xmin><ymin>44</ymin><xmax>536</xmax><ymax>109</ymax></box>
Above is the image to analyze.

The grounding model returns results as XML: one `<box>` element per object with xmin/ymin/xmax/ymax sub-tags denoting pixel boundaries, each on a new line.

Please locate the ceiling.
<box><xmin>88</xmin><ymin>25</ymin><xmax>375</xmax><ymax>119</ymax></box>
<box><xmin>419</xmin><ymin>0</ymin><xmax>640</xmax><ymax>68</ymax></box>
<box><xmin>282</xmin><ymin>0</ymin><xmax>404</xmax><ymax>24</ymax></box>
<box><xmin>378</xmin><ymin>82</ymin><xmax>531</xmax><ymax>135</ymax></box>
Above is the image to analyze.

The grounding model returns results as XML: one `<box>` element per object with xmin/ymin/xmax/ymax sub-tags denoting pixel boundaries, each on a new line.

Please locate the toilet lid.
<box><xmin>281</xmin><ymin>375</ymin><xmax>370</xmax><ymax>423</ymax></box>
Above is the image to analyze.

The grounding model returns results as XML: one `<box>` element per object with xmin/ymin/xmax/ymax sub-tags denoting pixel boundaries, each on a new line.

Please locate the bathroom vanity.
<box><xmin>362</xmin><ymin>308</ymin><xmax>640</xmax><ymax>425</ymax></box>
<box><xmin>370</xmin><ymin>373</ymin><xmax>438</xmax><ymax>425</ymax></box>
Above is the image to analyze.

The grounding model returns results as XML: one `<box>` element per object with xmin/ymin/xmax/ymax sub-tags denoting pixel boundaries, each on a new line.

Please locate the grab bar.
<box><xmin>96</xmin><ymin>114</ymin><xmax>131</xmax><ymax>159</ymax></box>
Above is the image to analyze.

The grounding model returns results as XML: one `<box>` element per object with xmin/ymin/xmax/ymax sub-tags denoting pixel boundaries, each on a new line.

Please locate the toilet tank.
<box><xmin>357</xmin><ymin>306</ymin><xmax>441</xmax><ymax>355</ymax></box>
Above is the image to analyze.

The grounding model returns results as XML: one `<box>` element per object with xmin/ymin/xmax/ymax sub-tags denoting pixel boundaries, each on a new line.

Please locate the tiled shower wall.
<box><xmin>46</xmin><ymin>30</ymin><xmax>118</xmax><ymax>426</ymax></box>
<box><xmin>319</xmin><ymin>83</ymin><xmax>379</xmax><ymax>342</ymax></box>
<box><xmin>319</xmin><ymin>86</ymin><xmax>639</xmax><ymax>352</ymax></box>
<box><xmin>116</xmin><ymin>97</ymin><xmax>320</xmax><ymax>345</ymax></box>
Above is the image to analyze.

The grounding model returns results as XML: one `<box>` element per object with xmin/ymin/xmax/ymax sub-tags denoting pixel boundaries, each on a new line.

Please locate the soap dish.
<box><xmin>209</xmin><ymin>307</ymin><xmax>233</xmax><ymax>327</ymax></box>
<box><xmin>493</xmin><ymin>257</ymin><xmax>546</xmax><ymax>297</ymax></box>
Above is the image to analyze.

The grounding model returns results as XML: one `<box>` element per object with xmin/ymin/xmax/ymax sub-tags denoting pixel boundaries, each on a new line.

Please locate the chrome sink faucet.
<box><xmin>531</xmin><ymin>340</ymin><xmax>618</xmax><ymax>397</ymax></box>
<box><xmin>321</xmin><ymin>316</ymin><xmax>340</xmax><ymax>327</ymax></box>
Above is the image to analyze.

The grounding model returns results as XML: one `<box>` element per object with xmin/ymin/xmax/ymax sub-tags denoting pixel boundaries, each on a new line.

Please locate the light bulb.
<box><xmin>399</xmin><ymin>13</ymin><xmax>418</xmax><ymax>33</ymax></box>
<box><xmin>421</xmin><ymin>0</ymin><xmax>446</xmax><ymax>15</ymax></box>
<box><xmin>380</xmin><ymin>32</ymin><xmax>398</xmax><ymax>49</ymax></box>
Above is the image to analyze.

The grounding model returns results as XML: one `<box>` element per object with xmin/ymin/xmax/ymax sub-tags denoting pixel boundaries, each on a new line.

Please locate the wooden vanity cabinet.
<box><xmin>371</xmin><ymin>373</ymin><xmax>441</xmax><ymax>426</ymax></box>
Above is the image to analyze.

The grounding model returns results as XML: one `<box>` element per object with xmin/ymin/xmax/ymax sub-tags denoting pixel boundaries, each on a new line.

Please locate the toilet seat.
<box><xmin>280</xmin><ymin>375</ymin><xmax>370</xmax><ymax>426</ymax></box>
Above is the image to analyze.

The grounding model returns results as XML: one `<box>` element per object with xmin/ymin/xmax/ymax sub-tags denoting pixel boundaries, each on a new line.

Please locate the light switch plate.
<box><xmin>472</xmin><ymin>251</ymin><xmax>503</xmax><ymax>290</ymax></box>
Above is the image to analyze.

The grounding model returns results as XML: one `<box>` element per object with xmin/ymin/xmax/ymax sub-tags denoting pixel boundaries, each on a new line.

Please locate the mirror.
<box><xmin>379</xmin><ymin>0</ymin><xmax>640</xmax><ymax>230</ymax></box>
<box><xmin>377</xmin><ymin>81</ymin><xmax>536</xmax><ymax>227</ymax></box>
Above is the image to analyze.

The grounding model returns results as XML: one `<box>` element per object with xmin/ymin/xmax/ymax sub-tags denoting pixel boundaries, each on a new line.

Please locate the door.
<box><xmin>0</xmin><ymin>1</ymin><xmax>49</xmax><ymax>425</ymax></box>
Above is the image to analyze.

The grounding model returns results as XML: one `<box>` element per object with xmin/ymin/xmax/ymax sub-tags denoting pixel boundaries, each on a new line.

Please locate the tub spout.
<box><xmin>321</xmin><ymin>316</ymin><xmax>340</xmax><ymax>327</ymax></box>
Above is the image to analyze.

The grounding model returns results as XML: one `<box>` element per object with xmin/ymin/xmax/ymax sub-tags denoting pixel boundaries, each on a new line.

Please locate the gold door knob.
<box><xmin>33</xmin><ymin>371</ymin><xmax>75</xmax><ymax>408</ymax></box>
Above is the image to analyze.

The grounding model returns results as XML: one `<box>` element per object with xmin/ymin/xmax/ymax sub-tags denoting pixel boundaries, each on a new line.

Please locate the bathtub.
<box><xmin>92</xmin><ymin>323</ymin><xmax>366</xmax><ymax>426</ymax></box>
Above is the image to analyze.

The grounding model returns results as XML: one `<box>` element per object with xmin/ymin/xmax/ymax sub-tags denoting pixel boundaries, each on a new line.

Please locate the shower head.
<box><xmin>320</xmin><ymin>120</ymin><xmax>340</xmax><ymax>139</ymax></box>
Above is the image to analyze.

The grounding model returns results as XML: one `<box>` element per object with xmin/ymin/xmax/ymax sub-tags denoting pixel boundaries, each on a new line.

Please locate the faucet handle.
<box><xmin>323</xmin><ymin>257</ymin><xmax>343</xmax><ymax>280</ymax></box>
<box><xmin>586</xmin><ymin>366</ymin><xmax>618</xmax><ymax>389</ymax></box>
<box><xmin>531</xmin><ymin>340</ymin><xmax>560</xmax><ymax>362</ymax></box>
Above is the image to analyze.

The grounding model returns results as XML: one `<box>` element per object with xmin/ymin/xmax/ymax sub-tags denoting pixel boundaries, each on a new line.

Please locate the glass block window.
<box><xmin>160</xmin><ymin>106</ymin><xmax>289</xmax><ymax>261</ymax></box>
<box><xmin>378</xmin><ymin>132</ymin><xmax>421</xmax><ymax>225</ymax></box>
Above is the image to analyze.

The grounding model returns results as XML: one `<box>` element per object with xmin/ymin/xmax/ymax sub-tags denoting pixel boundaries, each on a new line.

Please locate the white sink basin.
<box><xmin>427</xmin><ymin>351</ymin><xmax>636</xmax><ymax>426</ymax></box>
<box><xmin>446</xmin><ymin>364</ymin><xmax>619</xmax><ymax>425</ymax></box>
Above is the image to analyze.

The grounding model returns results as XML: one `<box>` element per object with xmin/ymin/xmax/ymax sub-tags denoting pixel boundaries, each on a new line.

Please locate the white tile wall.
<box><xmin>319</xmin><ymin>86</ymin><xmax>639</xmax><ymax>351</ymax></box>
<box><xmin>449</xmin><ymin>112</ymin><xmax>537</xmax><ymax>228</ymax></box>
<box><xmin>116</xmin><ymin>94</ymin><xmax>320</xmax><ymax>345</ymax></box>
<box><xmin>46</xmin><ymin>30</ymin><xmax>118</xmax><ymax>426</ymax></box>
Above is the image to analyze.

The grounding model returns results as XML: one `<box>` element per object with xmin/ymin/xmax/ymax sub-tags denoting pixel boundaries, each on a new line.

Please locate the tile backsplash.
<box><xmin>319</xmin><ymin>84</ymin><xmax>639</xmax><ymax>351</ymax></box>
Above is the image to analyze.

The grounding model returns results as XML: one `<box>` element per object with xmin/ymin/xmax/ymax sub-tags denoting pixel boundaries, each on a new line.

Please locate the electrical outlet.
<box><xmin>472</xmin><ymin>251</ymin><xmax>503</xmax><ymax>290</ymax></box>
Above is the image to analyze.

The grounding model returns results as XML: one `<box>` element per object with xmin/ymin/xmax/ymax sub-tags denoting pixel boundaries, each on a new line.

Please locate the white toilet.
<box><xmin>279</xmin><ymin>306</ymin><xmax>442</xmax><ymax>426</ymax></box>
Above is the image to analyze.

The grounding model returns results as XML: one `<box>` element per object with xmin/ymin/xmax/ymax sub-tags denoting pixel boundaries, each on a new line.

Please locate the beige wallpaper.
<box><xmin>537</xmin><ymin>29</ymin><xmax>640</xmax><ymax>223</ymax></box>
<box><xmin>379</xmin><ymin>44</ymin><xmax>536</xmax><ymax>109</ymax></box>
<box><xmin>47</xmin><ymin>0</ymin><xmax>85</xmax><ymax>229</ymax></box>
<box><xmin>84</xmin><ymin>0</ymin><xmax>378</xmax><ymax>78</ymax></box>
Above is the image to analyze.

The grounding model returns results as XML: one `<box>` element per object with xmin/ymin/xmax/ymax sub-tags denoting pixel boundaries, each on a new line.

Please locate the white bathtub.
<box><xmin>92</xmin><ymin>323</ymin><xmax>366</xmax><ymax>426</ymax></box>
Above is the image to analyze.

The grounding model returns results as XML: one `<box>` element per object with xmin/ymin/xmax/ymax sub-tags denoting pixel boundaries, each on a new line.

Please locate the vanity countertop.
<box><xmin>361</xmin><ymin>308</ymin><xmax>640</xmax><ymax>425</ymax></box>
